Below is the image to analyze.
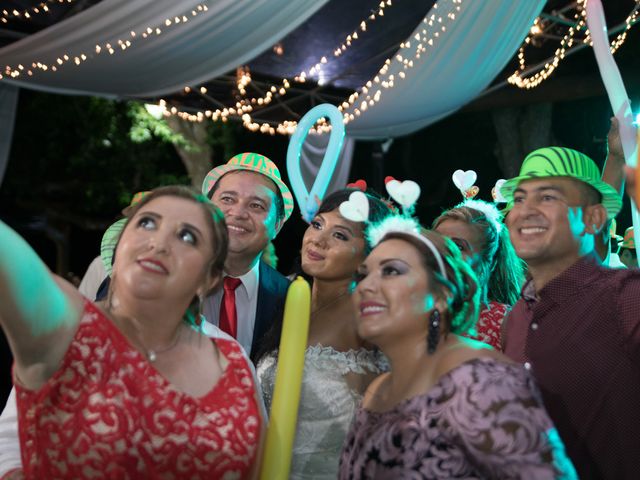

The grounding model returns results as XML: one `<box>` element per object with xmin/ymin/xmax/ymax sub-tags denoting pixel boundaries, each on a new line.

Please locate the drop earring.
<box><xmin>427</xmin><ymin>310</ymin><xmax>441</xmax><ymax>354</ymax></box>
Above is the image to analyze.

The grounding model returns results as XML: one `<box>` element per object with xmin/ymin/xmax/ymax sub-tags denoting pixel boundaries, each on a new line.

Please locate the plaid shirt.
<box><xmin>503</xmin><ymin>256</ymin><xmax>640</xmax><ymax>479</ymax></box>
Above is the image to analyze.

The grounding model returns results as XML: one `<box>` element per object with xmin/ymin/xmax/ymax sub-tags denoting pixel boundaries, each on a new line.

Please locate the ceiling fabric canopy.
<box><xmin>345</xmin><ymin>0</ymin><xmax>546</xmax><ymax>138</ymax></box>
<box><xmin>0</xmin><ymin>0</ymin><xmax>329</xmax><ymax>97</ymax></box>
<box><xmin>0</xmin><ymin>0</ymin><xmax>543</xmax><ymax>139</ymax></box>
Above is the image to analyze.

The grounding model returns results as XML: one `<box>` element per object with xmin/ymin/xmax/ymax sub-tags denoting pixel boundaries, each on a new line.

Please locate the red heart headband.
<box><xmin>346</xmin><ymin>179</ymin><xmax>368</xmax><ymax>191</ymax></box>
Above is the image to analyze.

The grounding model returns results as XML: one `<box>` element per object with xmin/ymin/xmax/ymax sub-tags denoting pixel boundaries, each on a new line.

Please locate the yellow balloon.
<box><xmin>259</xmin><ymin>277</ymin><xmax>311</xmax><ymax>480</ymax></box>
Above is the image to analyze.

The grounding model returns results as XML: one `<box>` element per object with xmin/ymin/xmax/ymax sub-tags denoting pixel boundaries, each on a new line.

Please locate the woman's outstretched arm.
<box><xmin>0</xmin><ymin>220</ymin><xmax>83</xmax><ymax>390</ymax></box>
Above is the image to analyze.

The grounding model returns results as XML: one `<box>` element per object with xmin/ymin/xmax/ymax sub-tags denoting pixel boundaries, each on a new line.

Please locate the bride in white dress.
<box><xmin>256</xmin><ymin>188</ymin><xmax>390</xmax><ymax>479</ymax></box>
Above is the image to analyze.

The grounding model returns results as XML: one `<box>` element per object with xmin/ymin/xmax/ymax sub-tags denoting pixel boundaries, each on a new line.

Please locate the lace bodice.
<box><xmin>15</xmin><ymin>301</ymin><xmax>261</xmax><ymax>479</ymax></box>
<box><xmin>257</xmin><ymin>345</ymin><xmax>387</xmax><ymax>479</ymax></box>
<box><xmin>338</xmin><ymin>357</ymin><xmax>576</xmax><ymax>479</ymax></box>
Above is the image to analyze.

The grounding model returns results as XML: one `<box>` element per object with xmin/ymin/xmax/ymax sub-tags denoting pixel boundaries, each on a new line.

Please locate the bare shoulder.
<box><xmin>14</xmin><ymin>275</ymin><xmax>85</xmax><ymax>390</ymax></box>
<box><xmin>433</xmin><ymin>336</ymin><xmax>512</xmax><ymax>380</ymax></box>
<box><xmin>361</xmin><ymin>372</ymin><xmax>390</xmax><ymax>409</ymax></box>
<box><xmin>53</xmin><ymin>274</ymin><xmax>85</xmax><ymax>312</ymax></box>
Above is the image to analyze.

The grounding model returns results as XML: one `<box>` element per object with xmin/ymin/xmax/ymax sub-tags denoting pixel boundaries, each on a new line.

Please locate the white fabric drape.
<box><xmin>0</xmin><ymin>0</ymin><xmax>329</xmax><ymax>97</ymax></box>
<box><xmin>300</xmin><ymin>133</ymin><xmax>355</xmax><ymax>196</ymax></box>
<box><xmin>345</xmin><ymin>0</ymin><xmax>545</xmax><ymax>139</ymax></box>
<box><xmin>0</xmin><ymin>84</ymin><xmax>19</xmax><ymax>186</ymax></box>
<box><xmin>0</xmin><ymin>0</ymin><xmax>543</xmax><ymax>139</ymax></box>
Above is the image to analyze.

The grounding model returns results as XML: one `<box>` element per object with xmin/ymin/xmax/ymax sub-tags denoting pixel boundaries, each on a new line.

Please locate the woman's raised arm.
<box><xmin>0</xmin><ymin>220</ymin><xmax>83</xmax><ymax>389</ymax></box>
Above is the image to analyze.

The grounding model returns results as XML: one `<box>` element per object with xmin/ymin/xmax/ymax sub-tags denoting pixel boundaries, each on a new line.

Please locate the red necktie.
<box><xmin>219</xmin><ymin>277</ymin><xmax>242</xmax><ymax>338</ymax></box>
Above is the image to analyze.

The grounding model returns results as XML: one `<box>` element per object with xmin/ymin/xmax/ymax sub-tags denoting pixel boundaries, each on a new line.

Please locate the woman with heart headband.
<box><xmin>0</xmin><ymin>186</ymin><xmax>266</xmax><ymax>478</ymax></box>
<box><xmin>337</xmin><ymin>179</ymin><xmax>576</xmax><ymax>479</ymax></box>
<box><xmin>431</xmin><ymin>170</ymin><xmax>525</xmax><ymax>350</ymax></box>
<box><xmin>255</xmin><ymin>181</ymin><xmax>392</xmax><ymax>480</ymax></box>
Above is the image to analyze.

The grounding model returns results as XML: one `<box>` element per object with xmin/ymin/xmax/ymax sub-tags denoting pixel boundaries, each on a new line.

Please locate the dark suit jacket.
<box><xmin>250</xmin><ymin>261</ymin><xmax>290</xmax><ymax>362</ymax></box>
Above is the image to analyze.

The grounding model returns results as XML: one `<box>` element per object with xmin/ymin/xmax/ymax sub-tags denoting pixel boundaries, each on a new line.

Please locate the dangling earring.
<box><xmin>427</xmin><ymin>310</ymin><xmax>441</xmax><ymax>354</ymax></box>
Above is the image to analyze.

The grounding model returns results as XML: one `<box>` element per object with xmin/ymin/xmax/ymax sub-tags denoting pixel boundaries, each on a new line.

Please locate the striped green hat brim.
<box><xmin>100</xmin><ymin>218</ymin><xmax>127</xmax><ymax>275</ymax></box>
<box><xmin>500</xmin><ymin>146</ymin><xmax>622</xmax><ymax>219</ymax></box>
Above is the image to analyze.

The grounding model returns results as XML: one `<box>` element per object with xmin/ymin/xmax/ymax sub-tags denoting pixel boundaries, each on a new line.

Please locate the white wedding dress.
<box><xmin>257</xmin><ymin>344</ymin><xmax>387</xmax><ymax>479</ymax></box>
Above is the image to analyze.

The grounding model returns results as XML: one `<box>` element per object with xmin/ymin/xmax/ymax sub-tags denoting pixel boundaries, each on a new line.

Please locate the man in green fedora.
<box><xmin>500</xmin><ymin>146</ymin><xmax>640</xmax><ymax>479</ymax></box>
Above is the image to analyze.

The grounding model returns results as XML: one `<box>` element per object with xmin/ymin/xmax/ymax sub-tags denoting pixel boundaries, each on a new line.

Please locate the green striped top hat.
<box><xmin>500</xmin><ymin>146</ymin><xmax>622</xmax><ymax>219</ymax></box>
<box><xmin>202</xmin><ymin>152</ymin><xmax>294</xmax><ymax>222</ymax></box>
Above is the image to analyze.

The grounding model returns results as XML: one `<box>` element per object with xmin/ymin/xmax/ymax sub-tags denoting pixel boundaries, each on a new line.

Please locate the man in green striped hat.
<box><xmin>201</xmin><ymin>152</ymin><xmax>293</xmax><ymax>361</ymax></box>
<box><xmin>500</xmin><ymin>146</ymin><xmax>640</xmax><ymax>479</ymax></box>
<box><xmin>500</xmin><ymin>146</ymin><xmax>621</xmax><ymax>275</ymax></box>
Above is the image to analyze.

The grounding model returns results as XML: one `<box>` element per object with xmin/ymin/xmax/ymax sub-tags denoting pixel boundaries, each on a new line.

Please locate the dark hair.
<box><xmin>433</xmin><ymin>201</ymin><xmax>525</xmax><ymax>306</ymax></box>
<box><xmin>380</xmin><ymin>230</ymin><xmax>480</xmax><ymax>337</ymax></box>
<box><xmin>110</xmin><ymin>185</ymin><xmax>228</xmax><ymax>328</ymax></box>
<box><xmin>575</xmin><ymin>179</ymin><xmax>602</xmax><ymax>206</ymax></box>
<box><xmin>318</xmin><ymin>188</ymin><xmax>392</xmax><ymax>253</ymax></box>
<box><xmin>208</xmin><ymin>170</ymin><xmax>285</xmax><ymax>224</ymax></box>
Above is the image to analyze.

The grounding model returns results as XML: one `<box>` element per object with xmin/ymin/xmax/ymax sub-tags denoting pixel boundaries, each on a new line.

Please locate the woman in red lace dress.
<box><xmin>433</xmin><ymin>200</ymin><xmax>525</xmax><ymax>350</ymax></box>
<box><xmin>0</xmin><ymin>186</ymin><xmax>263</xmax><ymax>479</ymax></box>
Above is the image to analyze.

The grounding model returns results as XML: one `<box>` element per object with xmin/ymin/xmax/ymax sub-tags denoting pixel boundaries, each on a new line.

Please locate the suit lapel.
<box><xmin>251</xmin><ymin>261</ymin><xmax>289</xmax><ymax>358</ymax></box>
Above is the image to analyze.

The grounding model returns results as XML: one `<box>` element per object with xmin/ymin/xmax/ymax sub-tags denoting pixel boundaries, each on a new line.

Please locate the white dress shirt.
<box><xmin>78</xmin><ymin>256</ymin><xmax>107</xmax><ymax>300</ymax></box>
<box><xmin>0</xmin><ymin>389</ymin><xmax>21</xmax><ymax>476</ymax></box>
<box><xmin>202</xmin><ymin>261</ymin><xmax>260</xmax><ymax>355</ymax></box>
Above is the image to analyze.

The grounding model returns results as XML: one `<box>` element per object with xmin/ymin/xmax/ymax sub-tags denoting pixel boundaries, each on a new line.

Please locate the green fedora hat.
<box><xmin>500</xmin><ymin>146</ymin><xmax>622</xmax><ymax>219</ymax></box>
<box><xmin>202</xmin><ymin>152</ymin><xmax>294</xmax><ymax>222</ymax></box>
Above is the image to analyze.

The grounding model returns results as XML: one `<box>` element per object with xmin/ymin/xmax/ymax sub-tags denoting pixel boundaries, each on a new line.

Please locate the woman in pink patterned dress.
<box><xmin>433</xmin><ymin>200</ymin><xmax>525</xmax><ymax>349</ymax></box>
<box><xmin>339</xmin><ymin>229</ymin><xmax>575</xmax><ymax>479</ymax></box>
<box><xmin>0</xmin><ymin>186</ymin><xmax>263</xmax><ymax>479</ymax></box>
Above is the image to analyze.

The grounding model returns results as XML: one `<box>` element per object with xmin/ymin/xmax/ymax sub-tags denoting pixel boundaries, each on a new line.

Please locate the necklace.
<box><xmin>311</xmin><ymin>291</ymin><xmax>349</xmax><ymax>316</ymax></box>
<box><xmin>107</xmin><ymin>307</ymin><xmax>183</xmax><ymax>362</ymax></box>
<box><xmin>140</xmin><ymin>326</ymin><xmax>183</xmax><ymax>362</ymax></box>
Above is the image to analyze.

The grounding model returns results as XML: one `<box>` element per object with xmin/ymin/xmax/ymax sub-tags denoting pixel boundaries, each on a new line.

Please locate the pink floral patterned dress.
<box><xmin>15</xmin><ymin>301</ymin><xmax>261</xmax><ymax>479</ymax></box>
<box><xmin>338</xmin><ymin>358</ymin><xmax>576</xmax><ymax>479</ymax></box>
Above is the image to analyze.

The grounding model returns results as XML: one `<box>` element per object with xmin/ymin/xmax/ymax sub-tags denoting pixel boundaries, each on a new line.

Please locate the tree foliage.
<box><xmin>128</xmin><ymin>102</ymin><xmax>192</xmax><ymax>150</ymax></box>
<box><xmin>0</xmin><ymin>91</ymin><xmax>237</xmax><ymax>222</ymax></box>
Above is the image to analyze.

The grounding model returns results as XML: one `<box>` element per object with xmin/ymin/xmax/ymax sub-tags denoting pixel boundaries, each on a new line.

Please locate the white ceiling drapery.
<box><xmin>0</xmin><ymin>84</ymin><xmax>19</xmax><ymax>185</ymax></box>
<box><xmin>0</xmin><ymin>0</ymin><xmax>329</xmax><ymax>97</ymax></box>
<box><xmin>0</xmin><ymin>0</ymin><xmax>544</xmax><ymax>172</ymax></box>
<box><xmin>345</xmin><ymin>0</ymin><xmax>545</xmax><ymax>138</ymax></box>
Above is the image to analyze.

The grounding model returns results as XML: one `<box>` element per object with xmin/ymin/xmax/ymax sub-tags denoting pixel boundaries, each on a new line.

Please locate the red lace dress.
<box><xmin>463</xmin><ymin>301</ymin><xmax>509</xmax><ymax>351</ymax></box>
<box><xmin>15</xmin><ymin>301</ymin><xmax>261</xmax><ymax>479</ymax></box>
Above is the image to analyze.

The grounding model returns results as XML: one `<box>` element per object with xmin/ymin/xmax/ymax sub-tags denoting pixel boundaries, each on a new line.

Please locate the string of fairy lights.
<box><xmin>339</xmin><ymin>0</ymin><xmax>462</xmax><ymax>124</ymax></box>
<box><xmin>0</xmin><ymin>3</ymin><xmax>210</xmax><ymax>80</ymax></box>
<box><xmin>0</xmin><ymin>0</ymin><xmax>75</xmax><ymax>24</ymax></box>
<box><xmin>174</xmin><ymin>0</ymin><xmax>398</xmax><ymax>130</ymax></box>
<box><xmin>162</xmin><ymin>0</ymin><xmax>464</xmax><ymax>135</ymax></box>
<box><xmin>508</xmin><ymin>0</ymin><xmax>640</xmax><ymax>89</ymax></box>
<box><xmin>1</xmin><ymin>0</ymin><xmax>637</xmax><ymax>134</ymax></box>
<box><xmin>298</xmin><ymin>0</ymin><xmax>395</xmax><ymax>82</ymax></box>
